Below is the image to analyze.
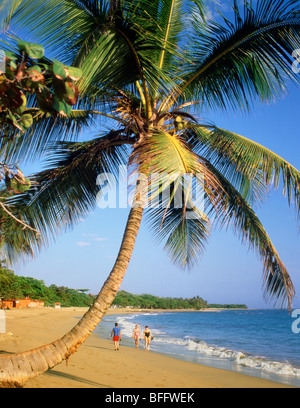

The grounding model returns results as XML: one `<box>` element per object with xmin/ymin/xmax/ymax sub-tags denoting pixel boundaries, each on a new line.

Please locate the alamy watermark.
<box><xmin>292</xmin><ymin>49</ymin><xmax>300</xmax><ymax>74</ymax></box>
<box><xmin>95</xmin><ymin>165</ymin><xmax>205</xmax><ymax>219</ymax></box>
<box><xmin>0</xmin><ymin>50</ymin><xmax>6</xmax><ymax>74</ymax></box>
<box><xmin>0</xmin><ymin>310</ymin><xmax>5</xmax><ymax>334</ymax></box>
<box><xmin>292</xmin><ymin>309</ymin><xmax>300</xmax><ymax>334</ymax></box>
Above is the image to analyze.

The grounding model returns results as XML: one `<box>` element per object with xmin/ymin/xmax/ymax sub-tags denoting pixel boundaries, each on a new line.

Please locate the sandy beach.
<box><xmin>0</xmin><ymin>307</ymin><xmax>294</xmax><ymax>388</ymax></box>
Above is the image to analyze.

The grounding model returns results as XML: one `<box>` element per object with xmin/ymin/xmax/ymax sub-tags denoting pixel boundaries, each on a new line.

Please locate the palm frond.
<box><xmin>6</xmin><ymin>0</ymin><xmax>176</xmax><ymax>100</ymax></box>
<box><xmin>176</xmin><ymin>0</ymin><xmax>300</xmax><ymax>111</ymax></box>
<box><xmin>75</xmin><ymin>3</ymin><xmax>179</xmax><ymax>100</ymax></box>
<box><xmin>155</xmin><ymin>0</ymin><xmax>184</xmax><ymax>74</ymax></box>
<box><xmin>189</xmin><ymin>125</ymin><xmax>300</xmax><ymax>222</ymax></box>
<box><xmin>0</xmin><ymin>0</ymin><xmax>24</xmax><ymax>30</ymax></box>
<box><xmin>5</xmin><ymin>131</ymin><xmax>132</xmax><ymax>256</ymax></box>
<box><xmin>129</xmin><ymin>129</ymin><xmax>222</xmax><ymax>201</ymax></box>
<box><xmin>202</xmin><ymin>159</ymin><xmax>295</xmax><ymax>311</ymax></box>
<box><xmin>0</xmin><ymin>190</ymin><xmax>41</xmax><ymax>263</ymax></box>
<box><xmin>0</xmin><ymin>109</ymin><xmax>97</xmax><ymax>164</ymax></box>
<box><xmin>145</xmin><ymin>197</ymin><xmax>210</xmax><ymax>269</ymax></box>
<box><xmin>4</xmin><ymin>0</ymin><xmax>108</xmax><ymax>63</ymax></box>
<box><xmin>187</xmin><ymin>125</ymin><xmax>270</xmax><ymax>205</ymax></box>
<box><xmin>131</xmin><ymin>128</ymin><xmax>199</xmax><ymax>174</ymax></box>
<box><xmin>130</xmin><ymin>129</ymin><xmax>223</xmax><ymax>268</ymax></box>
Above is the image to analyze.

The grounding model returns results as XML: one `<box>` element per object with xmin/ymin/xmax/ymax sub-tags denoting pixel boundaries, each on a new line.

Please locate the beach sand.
<box><xmin>0</xmin><ymin>307</ymin><xmax>294</xmax><ymax>388</ymax></box>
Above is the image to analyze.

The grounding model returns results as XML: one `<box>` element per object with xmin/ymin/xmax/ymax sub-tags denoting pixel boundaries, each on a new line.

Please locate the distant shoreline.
<box><xmin>107</xmin><ymin>307</ymin><xmax>246</xmax><ymax>314</ymax></box>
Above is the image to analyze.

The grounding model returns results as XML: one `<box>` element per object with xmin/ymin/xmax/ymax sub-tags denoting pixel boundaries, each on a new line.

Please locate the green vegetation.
<box><xmin>207</xmin><ymin>303</ymin><xmax>248</xmax><ymax>310</ymax></box>
<box><xmin>0</xmin><ymin>272</ymin><xmax>247</xmax><ymax>309</ymax></box>
<box><xmin>0</xmin><ymin>270</ymin><xmax>94</xmax><ymax>307</ymax></box>
<box><xmin>112</xmin><ymin>290</ymin><xmax>247</xmax><ymax>310</ymax></box>
<box><xmin>0</xmin><ymin>39</ymin><xmax>82</xmax><ymax>134</ymax></box>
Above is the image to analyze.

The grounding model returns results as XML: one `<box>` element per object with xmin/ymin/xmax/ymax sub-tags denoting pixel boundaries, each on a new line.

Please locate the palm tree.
<box><xmin>0</xmin><ymin>0</ymin><xmax>300</xmax><ymax>386</ymax></box>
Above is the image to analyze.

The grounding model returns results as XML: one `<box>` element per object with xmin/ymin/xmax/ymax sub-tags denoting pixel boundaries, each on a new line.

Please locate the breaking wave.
<box><xmin>154</xmin><ymin>336</ymin><xmax>300</xmax><ymax>378</ymax></box>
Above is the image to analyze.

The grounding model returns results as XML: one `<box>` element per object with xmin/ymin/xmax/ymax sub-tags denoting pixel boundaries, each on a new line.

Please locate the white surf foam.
<box><xmin>155</xmin><ymin>336</ymin><xmax>300</xmax><ymax>378</ymax></box>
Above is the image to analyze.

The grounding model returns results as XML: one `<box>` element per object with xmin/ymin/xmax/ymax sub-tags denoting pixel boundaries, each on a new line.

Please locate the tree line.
<box><xmin>112</xmin><ymin>290</ymin><xmax>247</xmax><ymax>310</ymax></box>
<box><xmin>0</xmin><ymin>271</ymin><xmax>247</xmax><ymax>310</ymax></box>
<box><xmin>0</xmin><ymin>269</ymin><xmax>94</xmax><ymax>307</ymax></box>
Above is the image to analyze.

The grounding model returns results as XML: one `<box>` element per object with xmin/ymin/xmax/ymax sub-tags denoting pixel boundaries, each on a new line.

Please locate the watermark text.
<box><xmin>95</xmin><ymin>166</ymin><xmax>205</xmax><ymax>219</ymax></box>
<box><xmin>0</xmin><ymin>50</ymin><xmax>5</xmax><ymax>74</ymax></box>
<box><xmin>0</xmin><ymin>310</ymin><xmax>5</xmax><ymax>334</ymax></box>
<box><xmin>292</xmin><ymin>309</ymin><xmax>300</xmax><ymax>334</ymax></box>
<box><xmin>292</xmin><ymin>49</ymin><xmax>300</xmax><ymax>74</ymax></box>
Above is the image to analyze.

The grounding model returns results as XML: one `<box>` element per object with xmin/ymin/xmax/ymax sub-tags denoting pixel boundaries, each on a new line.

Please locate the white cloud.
<box><xmin>77</xmin><ymin>241</ymin><xmax>91</xmax><ymax>247</ymax></box>
<box><xmin>106</xmin><ymin>255</ymin><xmax>115</xmax><ymax>260</ymax></box>
<box><xmin>82</xmin><ymin>233</ymin><xmax>108</xmax><ymax>242</ymax></box>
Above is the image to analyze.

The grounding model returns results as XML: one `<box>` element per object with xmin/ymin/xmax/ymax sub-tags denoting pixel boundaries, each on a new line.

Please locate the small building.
<box><xmin>28</xmin><ymin>299</ymin><xmax>45</xmax><ymax>308</ymax></box>
<box><xmin>55</xmin><ymin>302</ymin><xmax>61</xmax><ymax>309</ymax></box>
<box><xmin>0</xmin><ymin>297</ymin><xmax>44</xmax><ymax>309</ymax></box>
<box><xmin>1</xmin><ymin>300</ymin><xmax>13</xmax><ymax>309</ymax></box>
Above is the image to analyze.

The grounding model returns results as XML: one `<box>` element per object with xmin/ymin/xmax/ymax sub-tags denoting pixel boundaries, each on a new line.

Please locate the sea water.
<box><xmin>95</xmin><ymin>309</ymin><xmax>300</xmax><ymax>387</ymax></box>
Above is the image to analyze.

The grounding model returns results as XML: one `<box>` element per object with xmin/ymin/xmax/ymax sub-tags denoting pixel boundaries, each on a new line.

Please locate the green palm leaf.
<box><xmin>154</xmin><ymin>0</ymin><xmax>184</xmax><ymax>78</ymax></box>
<box><xmin>0</xmin><ymin>0</ymin><xmax>24</xmax><ymax>29</ymax></box>
<box><xmin>0</xmin><ymin>190</ymin><xmax>40</xmax><ymax>262</ymax></box>
<box><xmin>6</xmin><ymin>0</ymin><xmax>175</xmax><ymax>100</ymax></box>
<box><xmin>146</xmin><ymin>205</ymin><xmax>210</xmax><ymax>269</ymax></box>
<box><xmin>4</xmin><ymin>132</ymin><xmax>132</xmax><ymax>255</ymax></box>
<box><xmin>130</xmin><ymin>129</ymin><xmax>221</xmax><ymax>268</ymax></box>
<box><xmin>189</xmin><ymin>125</ymin><xmax>300</xmax><ymax>222</ymax></box>
<box><xmin>164</xmin><ymin>0</ymin><xmax>300</xmax><ymax>111</ymax></box>
<box><xmin>129</xmin><ymin>128</ymin><xmax>222</xmax><ymax>205</ymax></box>
<box><xmin>1</xmin><ymin>109</ymin><xmax>97</xmax><ymax>163</ymax></box>
<box><xmin>202</xmin><ymin>159</ymin><xmax>295</xmax><ymax>310</ymax></box>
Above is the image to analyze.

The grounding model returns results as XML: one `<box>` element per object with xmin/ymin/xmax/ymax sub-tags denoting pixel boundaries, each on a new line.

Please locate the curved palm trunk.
<box><xmin>0</xmin><ymin>206</ymin><xmax>144</xmax><ymax>388</ymax></box>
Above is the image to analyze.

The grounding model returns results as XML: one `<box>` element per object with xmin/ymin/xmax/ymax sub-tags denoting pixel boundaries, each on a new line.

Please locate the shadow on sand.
<box><xmin>44</xmin><ymin>369</ymin><xmax>112</xmax><ymax>388</ymax></box>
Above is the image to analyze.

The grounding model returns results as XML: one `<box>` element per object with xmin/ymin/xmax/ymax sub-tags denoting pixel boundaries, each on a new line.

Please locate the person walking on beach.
<box><xmin>111</xmin><ymin>323</ymin><xmax>122</xmax><ymax>351</ymax></box>
<box><xmin>132</xmin><ymin>324</ymin><xmax>141</xmax><ymax>349</ymax></box>
<box><xmin>143</xmin><ymin>326</ymin><xmax>152</xmax><ymax>351</ymax></box>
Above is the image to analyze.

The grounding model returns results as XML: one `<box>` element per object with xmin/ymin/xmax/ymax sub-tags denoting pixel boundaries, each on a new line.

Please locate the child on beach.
<box><xmin>111</xmin><ymin>323</ymin><xmax>122</xmax><ymax>351</ymax></box>
<box><xmin>132</xmin><ymin>324</ymin><xmax>141</xmax><ymax>349</ymax></box>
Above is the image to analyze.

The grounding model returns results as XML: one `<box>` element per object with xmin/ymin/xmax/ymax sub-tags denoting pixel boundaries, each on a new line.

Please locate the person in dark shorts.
<box><xmin>111</xmin><ymin>322</ymin><xmax>122</xmax><ymax>351</ymax></box>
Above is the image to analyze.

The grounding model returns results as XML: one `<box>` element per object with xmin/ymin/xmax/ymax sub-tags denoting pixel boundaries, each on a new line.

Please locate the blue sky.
<box><xmin>5</xmin><ymin>0</ymin><xmax>300</xmax><ymax>309</ymax></box>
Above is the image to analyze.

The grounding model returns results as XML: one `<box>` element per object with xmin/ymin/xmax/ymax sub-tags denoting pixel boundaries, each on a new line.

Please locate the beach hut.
<box><xmin>0</xmin><ymin>297</ymin><xmax>45</xmax><ymax>309</ymax></box>
<box><xmin>28</xmin><ymin>299</ymin><xmax>45</xmax><ymax>308</ymax></box>
<box><xmin>1</xmin><ymin>300</ymin><xmax>13</xmax><ymax>309</ymax></box>
<box><xmin>55</xmin><ymin>302</ymin><xmax>61</xmax><ymax>309</ymax></box>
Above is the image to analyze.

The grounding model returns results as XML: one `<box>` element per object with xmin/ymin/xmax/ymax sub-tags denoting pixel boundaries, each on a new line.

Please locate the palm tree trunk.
<box><xmin>0</xmin><ymin>206</ymin><xmax>144</xmax><ymax>388</ymax></box>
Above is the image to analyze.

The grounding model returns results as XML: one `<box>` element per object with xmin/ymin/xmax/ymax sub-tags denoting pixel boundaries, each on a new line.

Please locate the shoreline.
<box><xmin>0</xmin><ymin>307</ymin><xmax>295</xmax><ymax>388</ymax></box>
<box><xmin>108</xmin><ymin>307</ymin><xmax>244</xmax><ymax>312</ymax></box>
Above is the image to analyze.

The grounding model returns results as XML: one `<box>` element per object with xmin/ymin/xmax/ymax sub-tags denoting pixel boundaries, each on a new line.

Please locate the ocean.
<box><xmin>95</xmin><ymin>309</ymin><xmax>300</xmax><ymax>387</ymax></box>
